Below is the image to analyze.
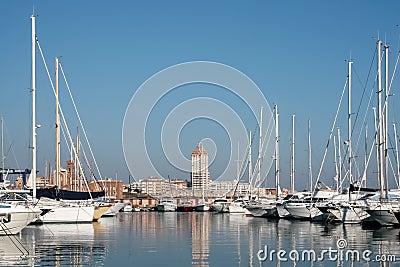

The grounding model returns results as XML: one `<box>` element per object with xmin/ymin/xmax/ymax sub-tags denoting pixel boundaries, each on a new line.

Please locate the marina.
<box><xmin>2</xmin><ymin>2</ymin><xmax>400</xmax><ymax>266</ymax></box>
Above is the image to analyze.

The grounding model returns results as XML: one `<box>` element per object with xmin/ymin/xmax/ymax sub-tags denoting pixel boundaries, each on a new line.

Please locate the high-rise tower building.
<box><xmin>191</xmin><ymin>144</ymin><xmax>210</xmax><ymax>191</ymax></box>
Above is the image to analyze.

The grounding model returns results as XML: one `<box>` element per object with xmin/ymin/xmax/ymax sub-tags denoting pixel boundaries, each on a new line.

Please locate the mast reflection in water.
<box><xmin>0</xmin><ymin>213</ymin><xmax>399</xmax><ymax>266</ymax></box>
<box><xmin>0</xmin><ymin>223</ymin><xmax>107</xmax><ymax>266</ymax></box>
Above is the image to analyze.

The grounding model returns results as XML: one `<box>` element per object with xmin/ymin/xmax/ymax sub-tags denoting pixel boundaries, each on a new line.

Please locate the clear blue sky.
<box><xmin>1</xmin><ymin>1</ymin><xmax>400</xmax><ymax>190</ymax></box>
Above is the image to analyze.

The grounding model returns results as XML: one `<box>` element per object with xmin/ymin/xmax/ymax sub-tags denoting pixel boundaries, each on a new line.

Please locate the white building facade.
<box><xmin>191</xmin><ymin>145</ymin><xmax>210</xmax><ymax>192</ymax></box>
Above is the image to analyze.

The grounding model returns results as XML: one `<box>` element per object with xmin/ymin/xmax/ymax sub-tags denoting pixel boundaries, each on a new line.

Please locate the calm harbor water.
<box><xmin>1</xmin><ymin>212</ymin><xmax>399</xmax><ymax>266</ymax></box>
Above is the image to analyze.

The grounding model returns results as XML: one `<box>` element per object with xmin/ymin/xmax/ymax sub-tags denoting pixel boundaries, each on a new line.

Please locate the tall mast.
<box><xmin>393</xmin><ymin>124</ymin><xmax>400</xmax><ymax>189</ymax></box>
<box><xmin>248</xmin><ymin>130</ymin><xmax>252</xmax><ymax>198</ymax></box>
<box><xmin>337</xmin><ymin>127</ymin><xmax>342</xmax><ymax>192</ymax></box>
<box><xmin>334</xmin><ymin>135</ymin><xmax>338</xmax><ymax>192</ymax></box>
<box><xmin>257</xmin><ymin>107</ymin><xmax>263</xmax><ymax>191</ymax></box>
<box><xmin>363</xmin><ymin>125</ymin><xmax>368</xmax><ymax>187</ymax></box>
<box><xmin>55</xmin><ymin>57</ymin><xmax>61</xmax><ymax>188</ymax></box>
<box><xmin>373</xmin><ymin>107</ymin><xmax>379</xmax><ymax>190</ymax></box>
<box><xmin>76</xmin><ymin>127</ymin><xmax>81</xmax><ymax>191</ymax></box>
<box><xmin>274</xmin><ymin>105</ymin><xmax>280</xmax><ymax>198</ymax></box>
<box><xmin>236</xmin><ymin>142</ymin><xmax>240</xmax><ymax>183</ymax></box>
<box><xmin>31</xmin><ymin>14</ymin><xmax>37</xmax><ymax>200</ymax></box>
<box><xmin>1</xmin><ymin>117</ymin><xmax>4</xmax><ymax>173</ymax></box>
<box><xmin>377</xmin><ymin>40</ymin><xmax>385</xmax><ymax>199</ymax></box>
<box><xmin>347</xmin><ymin>60</ymin><xmax>353</xmax><ymax>185</ymax></box>
<box><xmin>308</xmin><ymin>120</ymin><xmax>312</xmax><ymax>193</ymax></box>
<box><xmin>290</xmin><ymin>114</ymin><xmax>295</xmax><ymax>192</ymax></box>
<box><xmin>384</xmin><ymin>44</ymin><xmax>390</xmax><ymax>197</ymax></box>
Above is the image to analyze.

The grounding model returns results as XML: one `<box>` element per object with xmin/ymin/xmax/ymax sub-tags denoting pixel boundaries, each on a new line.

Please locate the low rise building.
<box><xmin>90</xmin><ymin>178</ymin><xmax>123</xmax><ymax>199</ymax></box>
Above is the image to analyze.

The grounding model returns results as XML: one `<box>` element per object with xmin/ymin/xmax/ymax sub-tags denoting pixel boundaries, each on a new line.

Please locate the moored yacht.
<box><xmin>365</xmin><ymin>191</ymin><xmax>400</xmax><ymax>226</ymax></box>
<box><xmin>282</xmin><ymin>192</ymin><xmax>312</xmax><ymax>219</ymax></box>
<box><xmin>34</xmin><ymin>198</ymin><xmax>94</xmax><ymax>224</ymax></box>
<box><xmin>177</xmin><ymin>201</ymin><xmax>194</xmax><ymax>212</ymax></box>
<box><xmin>157</xmin><ymin>199</ymin><xmax>177</xmax><ymax>212</ymax></box>
<box><xmin>245</xmin><ymin>198</ymin><xmax>277</xmax><ymax>218</ymax></box>
<box><xmin>366</xmin><ymin>201</ymin><xmax>400</xmax><ymax>226</ymax></box>
<box><xmin>194</xmin><ymin>200</ymin><xmax>210</xmax><ymax>212</ymax></box>
<box><xmin>210</xmin><ymin>198</ymin><xmax>230</xmax><ymax>213</ymax></box>
<box><xmin>228</xmin><ymin>198</ymin><xmax>247</xmax><ymax>214</ymax></box>
<box><xmin>0</xmin><ymin>203</ymin><xmax>41</xmax><ymax>235</ymax></box>
<box><xmin>284</xmin><ymin>189</ymin><xmax>336</xmax><ymax>220</ymax></box>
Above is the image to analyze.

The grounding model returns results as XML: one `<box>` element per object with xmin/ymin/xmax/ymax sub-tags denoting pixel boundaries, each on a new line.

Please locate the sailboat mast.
<box><xmin>55</xmin><ymin>57</ymin><xmax>61</xmax><ymax>188</ymax></box>
<box><xmin>290</xmin><ymin>114</ymin><xmax>295</xmax><ymax>192</ymax></box>
<box><xmin>258</xmin><ymin>107</ymin><xmax>263</xmax><ymax>190</ymax></box>
<box><xmin>337</xmin><ymin>127</ymin><xmax>342</xmax><ymax>191</ymax></box>
<box><xmin>76</xmin><ymin>127</ymin><xmax>81</xmax><ymax>191</ymax></box>
<box><xmin>384</xmin><ymin>44</ymin><xmax>390</xmax><ymax>197</ymax></box>
<box><xmin>334</xmin><ymin>135</ymin><xmax>338</xmax><ymax>193</ymax></box>
<box><xmin>1</xmin><ymin>117</ymin><xmax>4</xmax><ymax>172</ymax></box>
<box><xmin>274</xmin><ymin>105</ymin><xmax>280</xmax><ymax>198</ymax></box>
<box><xmin>347</xmin><ymin>60</ymin><xmax>353</xmax><ymax>185</ymax></box>
<box><xmin>31</xmin><ymin>14</ymin><xmax>37</xmax><ymax>200</ymax></box>
<box><xmin>236</xmin><ymin>142</ymin><xmax>240</xmax><ymax>180</ymax></box>
<box><xmin>308</xmin><ymin>120</ymin><xmax>312</xmax><ymax>193</ymax></box>
<box><xmin>393</xmin><ymin>124</ymin><xmax>400</xmax><ymax>188</ymax></box>
<box><xmin>377</xmin><ymin>40</ymin><xmax>385</xmax><ymax>199</ymax></box>
<box><xmin>363</xmin><ymin>125</ymin><xmax>368</xmax><ymax>187</ymax></box>
<box><xmin>373</xmin><ymin>107</ymin><xmax>379</xmax><ymax>189</ymax></box>
<box><xmin>248</xmin><ymin>131</ymin><xmax>252</xmax><ymax>198</ymax></box>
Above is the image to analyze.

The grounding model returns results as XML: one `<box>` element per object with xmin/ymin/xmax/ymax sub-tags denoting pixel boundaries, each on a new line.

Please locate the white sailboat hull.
<box><xmin>284</xmin><ymin>203</ymin><xmax>310</xmax><ymax>219</ymax></box>
<box><xmin>245</xmin><ymin>205</ymin><xmax>267</xmax><ymax>217</ymax></box>
<box><xmin>195</xmin><ymin>204</ymin><xmax>210</xmax><ymax>212</ymax></box>
<box><xmin>39</xmin><ymin>205</ymin><xmax>95</xmax><ymax>223</ymax></box>
<box><xmin>245</xmin><ymin>204</ymin><xmax>277</xmax><ymax>218</ymax></box>
<box><xmin>366</xmin><ymin>203</ymin><xmax>400</xmax><ymax>226</ymax></box>
<box><xmin>210</xmin><ymin>201</ymin><xmax>230</xmax><ymax>213</ymax></box>
<box><xmin>309</xmin><ymin>206</ymin><xmax>328</xmax><ymax>221</ymax></box>
<box><xmin>276</xmin><ymin>203</ymin><xmax>290</xmax><ymax>218</ymax></box>
<box><xmin>228</xmin><ymin>202</ymin><xmax>246</xmax><ymax>213</ymax></box>
<box><xmin>328</xmin><ymin>205</ymin><xmax>369</xmax><ymax>224</ymax></box>
<box><xmin>0</xmin><ymin>204</ymin><xmax>41</xmax><ymax>235</ymax></box>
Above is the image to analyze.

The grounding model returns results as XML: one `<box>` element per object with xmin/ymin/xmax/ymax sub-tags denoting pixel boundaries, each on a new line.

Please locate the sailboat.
<box><xmin>245</xmin><ymin>107</ymin><xmax>278</xmax><ymax>217</ymax></box>
<box><xmin>286</xmin><ymin>102</ymin><xmax>349</xmax><ymax>220</ymax></box>
<box><xmin>35</xmin><ymin>57</ymin><xmax>104</xmax><ymax>201</ymax></box>
<box><xmin>209</xmin><ymin>198</ymin><xmax>230</xmax><ymax>213</ymax></box>
<box><xmin>0</xmin><ymin>15</ymin><xmax>45</xmax><ymax>233</ymax></box>
<box><xmin>319</xmin><ymin>61</ymin><xmax>372</xmax><ymax>224</ymax></box>
<box><xmin>0</xmin><ymin>203</ymin><xmax>41</xmax><ymax>235</ymax></box>
<box><xmin>229</xmin><ymin>133</ymin><xmax>253</xmax><ymax>214</ymax></box>
<box><xmin>194</xmin><ymin>200</ymin><xmax>210</xmax><ymax>212</ymax></box>
<box><xmin>24</xmin><ymin>16</ymin><xmax>101</xmax><ymax>223</ymax></box>
<box><xmin>365</xmin><ymin>41</ymin><xmax>400</xmax><ymax>226</ymax></box>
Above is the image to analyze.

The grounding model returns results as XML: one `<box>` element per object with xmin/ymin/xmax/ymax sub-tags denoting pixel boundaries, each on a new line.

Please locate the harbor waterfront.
<box><xmin>3</xmin><ymin>3</ymin><xmax>400</xmax><ymax>267</ymax></box>
<box><xmin>1</xmin><ymin>212</ymin><xmax>399</xmax><ymax>266</ymax></box>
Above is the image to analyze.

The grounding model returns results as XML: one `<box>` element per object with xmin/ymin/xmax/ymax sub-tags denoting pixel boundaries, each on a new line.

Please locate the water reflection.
<box><xmin>0</xmin><ymin>223</ymin><xmax>107</xmax><ymax>266</ymax></box>
<box><xmin>0</xmin><ymin>213</ymin><xmax>399</xmax><ymax>266</ymax></box>
<box><xmin>210</xmin><ymin>215</ymin><xmax>400</xmax><ymax>267</ymax></box>
<box><xmin>0</xmin><ymin>235</ymin><xmax>34</xmax><ymax>266</ymax></box>
<box><xmin>192</xmin><ymin>213</ymin><xmax>210</xmax><ymax>266</ymax></box>
<box><xmin>30</xmin><ymin>223</ymin><xmax>106</xmax><ymax>267</ymax></box>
